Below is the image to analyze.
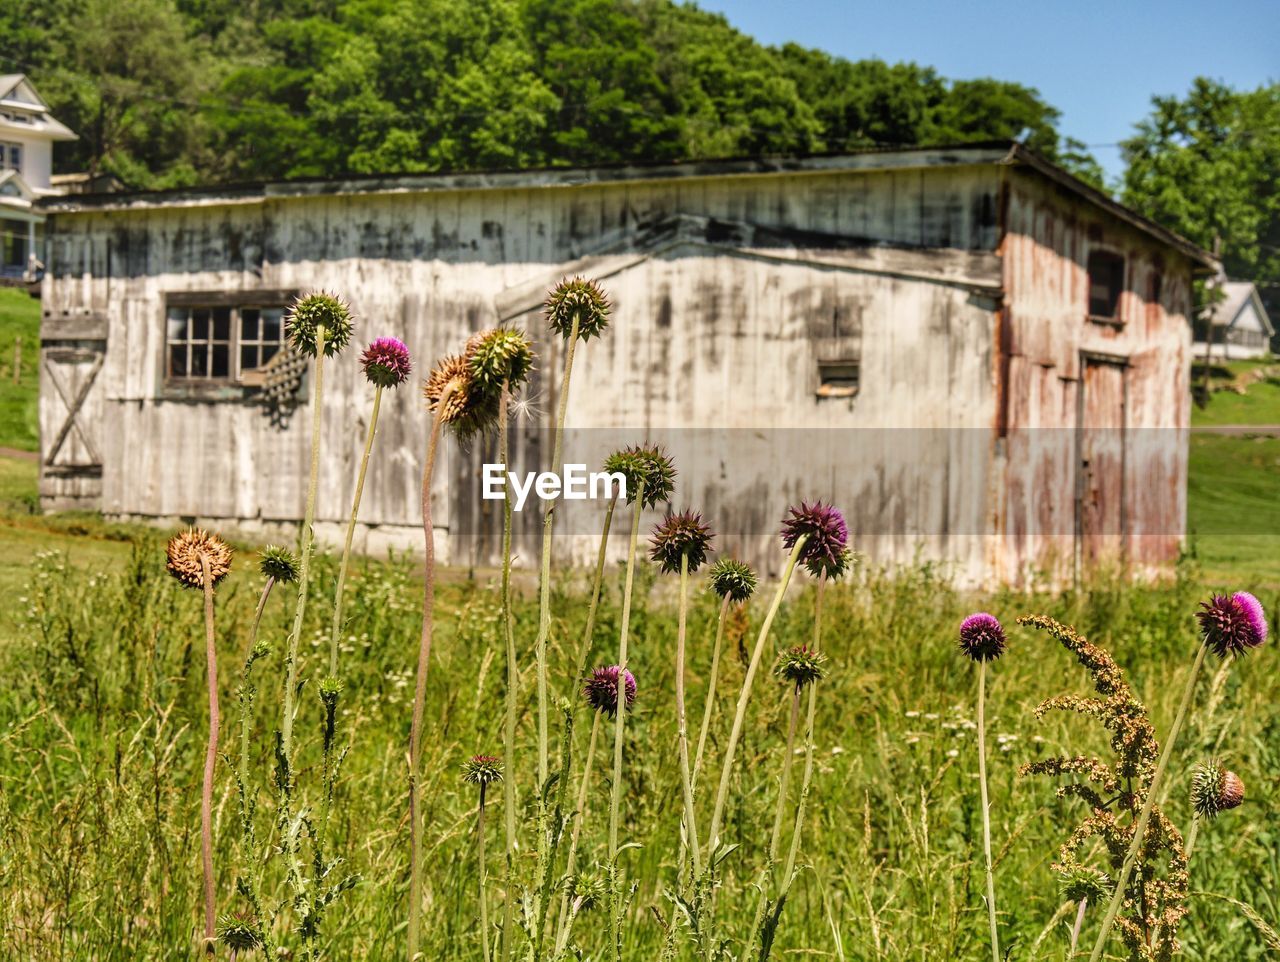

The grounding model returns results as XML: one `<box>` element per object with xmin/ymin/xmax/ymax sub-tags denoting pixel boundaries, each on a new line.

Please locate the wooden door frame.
<box><xmin>1074</xmin><ymin>351</ymin><xmax>1130</xmax><ymax>584</ymax></box>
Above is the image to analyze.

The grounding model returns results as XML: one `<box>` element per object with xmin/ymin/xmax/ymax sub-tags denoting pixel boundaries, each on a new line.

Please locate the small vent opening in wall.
<box><xmin>816</xmin><ymin>359</ymin><xmax>859</xmax><ymax>398</ymax></box>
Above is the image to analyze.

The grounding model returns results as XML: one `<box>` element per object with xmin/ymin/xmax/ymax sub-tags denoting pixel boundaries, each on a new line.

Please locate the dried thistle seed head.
<box><xmin>462</xmin><ymin>754</ymin><xmax>503</xmax><ymax>787</ymax></box>
<box><xmin>602</xmin><ymin>443</ymin><xmax>676</xmax><ymax>508</ymax></box>
<box><xmin>1057</xmin><ymin>866</ymin><xmax>1113</xmax><ymax>904</ymax></box>
<box><xmin>360</xmin><ymin>336</ymin><xmax>412</xmax><ymax>388</ymax></box>
<box><xmin>649</xmin><ymin>511</ymin><xmax>714</xmax><ymax>574</ymax></box>
<box><xmin>258</xmin><ymin>545</ymin><xmax>299</xmax><ymax>584</ymax></box>
<box><xmin>776</xmin><ymin>644</ymin><xmax>827</xmax><ymax>687</ymax></box>
<box><xmin>1191</xmin><ymin>761</ymin><xmax>1245</xmax><ymax>819</ymax></box>
<box><xmin>424</xmin><ymin>354</ymin><xmax>500</xmax><ymax>439</ymax></box>
<box><xmin>465</xmin><ymin>327</ymin><xmax>534</xmax><ymax>392</ymax></box>
<box><xmin>287</xmin><ymin>291</ymin><xmax>354</xmax><ymax>358</ymax></box>
<box><xmin>708</xmin><ymin>558</ymin><xmax>757</xmax><ymax>603</ymax></box>
<box><xmin>165</xmin><ymin>528</ymin><xmax>232</xmax><ymax>589</ymax></box>
<box><xmin>569</xmin><ymin>872</ymin><xmax>606</xmax><ymax>912</ymax></box>
<box><xmin>1197</xmin><ymin>591</ymin><xmax>1268</xmax><ymax>658</ymax></box>
<box><xmin>781</xmin><ymin>501</ymin><xmax>848</xmax><ymax>575</ymax></box>
<box><xmin>216</xmin><ymin>911</ymin><xmax>263</xmax><ymax>952</ymax></box>
<box><xmin>959</xmin><ymin>612</ymin><xmax>1007</xmax><ymax>662</ymax></box>
<box><xmin>544</xmin><ymin>276</ymin><xmax>611</xmax><ymax>341</ymax></box>
<box><xmin>582</xmin><ymin>665</ymin><xmax>637</xmax><ymax>716</ymax></box>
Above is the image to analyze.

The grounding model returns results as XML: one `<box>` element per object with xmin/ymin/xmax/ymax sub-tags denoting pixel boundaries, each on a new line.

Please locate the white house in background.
<box><xmin>0</xmin><ymin>74</ymin><xmax>76</xmax><ymax>278</ymax></box>
<box><xmin>1195</xmin><ymin>279</ymin><xmax>1275</xmax><ymax>360</ymax></box>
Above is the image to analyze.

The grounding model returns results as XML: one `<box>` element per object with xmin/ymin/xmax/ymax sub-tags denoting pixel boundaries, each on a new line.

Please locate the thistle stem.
<box><xmin>571</xmin><ymin>493</ymin><xmax>619</xmax><ymax>709</ymax></box>
<box><xmin>705</xmin><ymin>537</ymin><xmax>807</xmax><ymax>859</ymax></box>
<box><xmin>408</xmin><ymin>389</ymin><xmax>453</xmax><ymax>962</ymax></box>
<box><xmin>781</xmin><ymin>680</ymin><xmax>818</xmax><ymax>889</ymax></box>
<box><xmin>976</xmin><ymin>659</ymin><xmax>1000</xmax><ymax>962</ymax></box>
<box><xmin>1184</xmin><ymin>815</ymin><xmax>1201</xmax><ymax>865</ymax></box>
<box><xmin>556</xmin><ymin>712</ymin><xmax>601</xmax><ymax>947</ymax></box>
<box><xmin>608</xmin><ymin>481</ymin><xmax>645</xmax><ymax>962</ymax></box>
<box><xmin>752</xmin><ymin>683</ymin><xmax>801</xmax><ymax>944</ymax></box>
<box><xmin>478</xmin><ymin>784</ymin><xmax>492</xmax><ymax>962</ymax></box>
<box><xmin>281</xmin><ymin>323</ymin><xmax>325</xmax><ymax>763</ymax></box>
<box><xmin>199</xmin><ymin>553</ymin><xmax>219</xmax><ymax>956</ymax></box>
<box><xmin>1087</xmin><ymin>641</ymin><xmax>1209</xmax><ymax>962</ymax></box>
<box><xmin>676</xmin><ymin>554</ymin><xmax>702</xmax><ymax>878</ymax></box>
<box><xmin>498</xmin><ymin>382</ymin><xmax>518</xmax><ymax>962</ymax></box>
<box><xmin>536</xmin><ymin>314</ymin><xmax>581</xmax><ymax>787</ymax></box>
<box><xmin>329</xmin><ymin>383</ymin><xmax>383</xmax><ymax>676</ymax></box>
<box><xmin>692</xmin><ymin>596</ymin><xmax>731</xmax><ymax>794</ymax></box>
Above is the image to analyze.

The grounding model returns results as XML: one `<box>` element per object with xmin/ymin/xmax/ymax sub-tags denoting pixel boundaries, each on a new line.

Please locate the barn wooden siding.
<box><xmin>37</xmin><ymin>147</ymin><xmax>1211</xmax><ymax>584</ymax></box>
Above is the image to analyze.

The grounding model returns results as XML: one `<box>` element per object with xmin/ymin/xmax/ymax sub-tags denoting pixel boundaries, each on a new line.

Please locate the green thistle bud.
<box><xmin>649</xmin><ymin>511</ymin><xmax>714</xmax><ymax>574</ymax></box>
<box><xmin>258</xmin><ymin>545</ymin><xmax>300</xmax><ymax>584</ymax></box>
<box><xmin>462</xmin><ymin>754</ymin><xmax>504</xmax><ymax>787</ymax></box>
<box><xmin>466</xmin><ymin>327</ymin><xmax>535</xmax><ymax>393</ymax></box>
<box><xmin>1057</xmin><ymin>866</ymin><xmax>1113</xmax><ymax>903</ymax></box>
<box><xmin>319</xmin><ymin>675</ymin><xmax>344</xmax><ymax>708</ymax></box>
<box><xmin>708</xmin><ymin>558</ymin><xmax>757</xmax><ymax>603</ymax></box>
<box><xmin>569</xmin><ymin>872</ymin><xmax>606</xmax><ymax>912</ymax></box>
<box><xmin>1191</xmin><ymin>761</ymin><xmax>1245</xmax><ymax>819</ymax></box>
<box><xmin>216</xmin><ymin>911</ymin><xmax>262</xmax><ymax>952</ymax></box>
<box><xmin>776</xmin><ymin>645</ymin><xmax>827</xmax><ymax>688</ymax></box>
<box><xmin>286</xmin><ymin>291</ymin><xmax>354</xmax><ymax>358</ymax></box>
<box><xmin>602</xmin><ymin>443</ymin><xmax>676</xmax><ymax>509</ymax></box>
<box><xmin>545</xmin><ymin>276</ymin><xmax>611</xmax><ymax>341</ymax></box>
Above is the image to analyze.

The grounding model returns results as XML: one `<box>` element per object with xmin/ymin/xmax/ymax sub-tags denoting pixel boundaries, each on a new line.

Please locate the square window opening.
<box><xmin>816</xmin><ymin>359</ymin><xmax>860</xmax><ymax>399</ymax></box>
<box><xmin>1087</xmin><ymin>250</ymin><xmax>1125</xmax><ymax>322</ymax></box>
<box><xmin>164</xmin><ymin>296</ymin><xmax>293</xmax><ymax>385</ymax></box>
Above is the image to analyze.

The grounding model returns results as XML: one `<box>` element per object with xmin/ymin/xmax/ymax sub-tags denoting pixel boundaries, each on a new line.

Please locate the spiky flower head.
<box><xmin>776</xmin><ymin>645</ymin><xmax>827</xmax><ymax>687</ymax></box>
<box><xmin>246</xmin><ymin>639</ymin><xmax>271</xmax><ymax>669</ymax></box>
<box><xmin>424</xmin><ymin>354</ymin><xmax>499</xmax><ymax>440</ymax></box>
<box><xmin>569</xmin><ymin>872</ymin><xmax>606</xmax><ymax>912</ymax></box>
<box><xmin>1058</xmin><ymin>866</ymin><xmax>1113</xmax><ymax>904</ymax></box>
<box><xmin>466</xmin><ymin>327</ymin><xmax>534</xmax><ymax>392</ymax></box>
<box><xmin>602</xmin><ymin>443</ymin><xmax>676</xmax><ymax>509</ymax></box>
<box><xmin>959</xmin><ymin>612</ymin><xmax>1006</xmax><ymax>662</ymax></box>
<box><xmin>708</xmin><ymin>558</ymin><xmax>757</xmax><ymax>603</ymax></box>
<box><xmin>1197</xmin><ymin>591</ymin><xmax>1268</xmax><ymax>658</ymax></box>
<box><xmin>258</xmin><ymin>545</ymin><xmax>299</xmax><ymax>584</ymax></box>
<box><xmin>216</xmin><ymin>911</ymin><xmax>263</xmax><ymax>952</ymax></box>
<box><xmin>781</xmin><ymin>501</ymin><xmax>848</xmax><ymax>576</ymax></box>
<box><xmin>1191</xmin><ymin>761</ymin><xmax>1245</xmax><ymax>819</ymax></box>
<box><xmin>545</xmin><ymin>276</ymin><xmax>611</xmax><ymax>341</ymax></box>
<box><xmin>286</xmin><ymin>291</ymin><xmax>353</xmax><ymax>358</ymax></box>
<box><xmin>165</xmin><ymin>528</ymin><xmax>232</xmax><ymax>589</ymax></box>
<box><xmin>809</xmin><ymin>546</ymin><xmax>857</xmax><ymax>582</ymax></box>
<box><xmin>462</xmin><ymin>754</ymin><xmax>504</xmax><ymax>787</ymax></box>
<box><xmin>360</xmin><ymin>337</ymin><xmax>412</xmax><ymax>388</ymax></box>
<box><xmin>649</xmin><ymin>511</ymin><xmax>714</xmax><ymax>574</ymax></box>
<box><xmin>319</xmin><ymin>675</ymin><xmax>344</xmax><ymax>708</ymax></box>
<box><xmin>582</xmin><ymin>665</ymin><xmax>637</xmax><ymax>716</ymax></box>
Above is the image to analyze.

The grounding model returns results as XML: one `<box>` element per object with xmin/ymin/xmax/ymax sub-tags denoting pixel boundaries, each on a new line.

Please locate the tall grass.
<box><xmin>3</xmin><ymin>538</ymin><xmax>1278</xmax><ymax>960</ymax></box>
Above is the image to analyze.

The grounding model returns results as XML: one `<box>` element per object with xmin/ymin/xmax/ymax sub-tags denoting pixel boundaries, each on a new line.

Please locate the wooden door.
<box><xmin>1076</xmin><ymin>357</ymin><xmax>1127</xmax><ymax>572</ymax></box>
<box><xmin>39</xmin><ymin>321</ymin><xmax>107</xmax><ymax>510</ymax></box>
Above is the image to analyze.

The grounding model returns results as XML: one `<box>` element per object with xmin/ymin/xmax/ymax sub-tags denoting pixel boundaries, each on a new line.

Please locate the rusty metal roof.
<box><xmin>37</xmin><ymin>140</ymin><xmax>1216</xmax><ymax>270</ymax></box>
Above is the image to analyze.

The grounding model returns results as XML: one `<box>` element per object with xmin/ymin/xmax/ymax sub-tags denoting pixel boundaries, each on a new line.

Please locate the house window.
<box><xmin>1087</xmin><ymin>251</ymin><xmax>1125</xmax><ymax>321</ymax></box>
<box><xmin>816</xmin><ymin>358</ymin><xmax>859</xmax><ymax>398</ymax></box>
<box><xmin>0</xmin><ymin>142</ymin><xmax>20</xmax><ymax>173</ymax></box>
<box><xmin>165</xmin><ymin>295</ymin><xmax>291</xmax><ymax>384</ymax></box>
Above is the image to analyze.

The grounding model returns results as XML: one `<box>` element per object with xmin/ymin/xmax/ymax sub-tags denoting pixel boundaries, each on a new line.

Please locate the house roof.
<box><xmin>0</xmin><ymin>74</ymin><xmax>77</xmax><ymax>140</ymax></box>
<box><xmin>1211</xmin><ymin>280</ymin><xmax>1276</xmax><ymax>337</ymax></box>
<box><xmin>36</xmin><ymin>140</ymin><xmax>1216</xmax><ymax>270</ymax></box>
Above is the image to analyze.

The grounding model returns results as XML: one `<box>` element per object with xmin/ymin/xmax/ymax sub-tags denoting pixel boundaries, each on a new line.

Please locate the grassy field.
<box><xmin>1</xmin><ymin>296</ymin><xmax>1279</xmax><ymax>960</ymax></box>
<box><xmin>0</xmin><ymin>286</ymin><xmax>40</xmax><ymax>452</ymax></box>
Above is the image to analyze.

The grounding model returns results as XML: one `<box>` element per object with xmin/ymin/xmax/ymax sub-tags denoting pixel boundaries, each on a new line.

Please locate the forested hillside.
<box><xmin>0</xmin><ymin>0</ymin><xmax>1101</xmax><ymax>187</ymax></box>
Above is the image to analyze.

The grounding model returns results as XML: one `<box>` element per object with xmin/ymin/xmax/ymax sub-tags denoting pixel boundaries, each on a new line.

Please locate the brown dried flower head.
<box><xmin>423</xmin><ymin>354</ymin><xmax>499</xmax><ymax>439</ymax></box>
<box><xmin>166</xmin><ymin>528</ymin><xmax>232</xmax><ymax>589</ymax></box>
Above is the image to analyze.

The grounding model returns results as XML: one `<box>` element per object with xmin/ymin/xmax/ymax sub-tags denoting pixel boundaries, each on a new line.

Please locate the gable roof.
<box><xmin>0</xmin><ymin>74</ymin><xmax>76</xmax><ymax>140</ymax></box>
<box><xmin>1212</xmin><ymin>280</ymin><xmax>1276</xmax><ymax>337</ymax></box>
<box><xmin>36</xmin><ymin>140</ymin><xmax>1216</xmax><ymax>270</ymax></box>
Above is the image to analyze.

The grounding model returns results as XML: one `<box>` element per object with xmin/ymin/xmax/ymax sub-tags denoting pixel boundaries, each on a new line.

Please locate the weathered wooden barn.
<box><xmin>36</xmin><ymin>143</ymin><xmax>1215</xmax><ymax>585</ymax></box>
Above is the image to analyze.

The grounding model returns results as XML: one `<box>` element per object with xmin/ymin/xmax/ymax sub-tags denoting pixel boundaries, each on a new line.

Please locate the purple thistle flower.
<box><xmin>780</xmin><ymin>501</ymin><xmax>848</xmax><ymax>576</ymax></box>
<box><xmin>360</xmin><ymin>337</ymin><xmax>412</xmax><ymax>388</ymax></box>
<box><xmin>649</xmin><ymin>511</ymin><xmax>714</xmax><ymax>574</ymax></box>
<box><xmin>582</xmin><ymin>665</ymin><xmax>637</xmax><ymax>716</ymax></box>
<box><xmin>1197</xmin><ymin>591</ymin><xmax>1268</xmax><ymax>658</ymax></box>
<box><xmin>959</xmin><ymin>612</ymin><xmax>1007</xmax><ymax>662</ymax></box>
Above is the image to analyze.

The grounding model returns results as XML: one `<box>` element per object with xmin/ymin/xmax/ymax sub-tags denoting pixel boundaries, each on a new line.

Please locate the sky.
<box><xmin>698</xmin><ymin>0</ymin><xmax>1277</xmax><ymax>183</ymax></box>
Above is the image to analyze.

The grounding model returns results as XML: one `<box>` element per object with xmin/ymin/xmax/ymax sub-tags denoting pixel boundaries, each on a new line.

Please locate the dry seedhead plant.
<box><xmin>1018</xmin><ymin>614</ymin><xmax>1188</xmax><ymax>962</ymax></box>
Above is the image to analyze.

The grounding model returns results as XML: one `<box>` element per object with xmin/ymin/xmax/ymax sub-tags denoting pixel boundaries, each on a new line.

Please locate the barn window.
<box><xmin>815</xmin><ymin>358</ymin><xmax>859</xmax><ymax>398</ymax></box>
<box><xmin>1087</xmin><ymin>251</ymin><xmax>1125</xmax><ymax>321</ymax></box>
<box><xmin>165</xmin><ymin>292</ymin><xmax>293</xmax><ymax>385</ymax></box>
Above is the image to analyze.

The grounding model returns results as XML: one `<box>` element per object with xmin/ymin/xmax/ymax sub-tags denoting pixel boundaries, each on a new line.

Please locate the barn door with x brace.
<box><xmin>39</xmin><ymin>317</ymin><xmax>107</xmax><ymax>509</ymax></box>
